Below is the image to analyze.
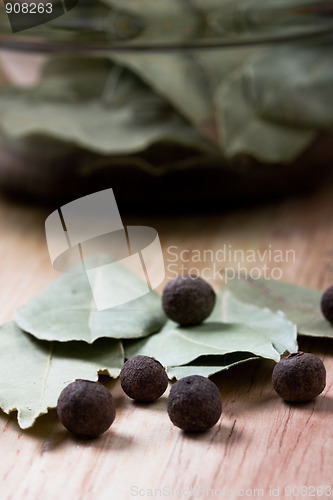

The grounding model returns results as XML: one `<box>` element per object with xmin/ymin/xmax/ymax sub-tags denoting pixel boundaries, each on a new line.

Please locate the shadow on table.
<box><xmin>0</xmin><ymin>406</ymin><xmax>136</xmax><ymax>452</ymax></box>
<box><xmin>309</xmin><ymin>394</ymin><xmax>333</xmax><ymax>414</ymax></box>
<box><xmin>181</xmin><ymin>418</ymin><xmax>247</xmax><ymax>446</ymax></box>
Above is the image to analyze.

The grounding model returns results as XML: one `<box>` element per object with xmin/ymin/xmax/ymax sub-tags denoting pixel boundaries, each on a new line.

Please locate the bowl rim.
<box><xmin>0</xmin><ymin>25</ymin><xmax>333</xmax><ymax>53</ymax></box>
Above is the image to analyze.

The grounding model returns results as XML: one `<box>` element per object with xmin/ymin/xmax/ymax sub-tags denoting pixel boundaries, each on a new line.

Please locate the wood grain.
<box><xmin>0</xmin><ymin>182</ymin><xmax>332</xmax><ymax>500</ymax></box>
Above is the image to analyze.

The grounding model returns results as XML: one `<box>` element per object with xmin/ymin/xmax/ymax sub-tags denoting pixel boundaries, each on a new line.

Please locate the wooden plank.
<box><xmin>0</xmin><ymin>181</ymin><xmax>332</xmax><ymax>500</ymax></box>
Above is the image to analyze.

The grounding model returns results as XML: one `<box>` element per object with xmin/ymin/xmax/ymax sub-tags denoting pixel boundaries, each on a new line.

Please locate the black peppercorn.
<box><xmin>120</xmin><ymin>355</ymin><xmax>168</xmax><ymax>402</ymax></box>
<box><xmin>162</xmin><ymin>274</ymin><xmax>216</xmax><ymax>326</ymax></box>
<box><xmin>57</xmin><ymin>379</ymin><xmax>116</xmax><ymax>438</ymax></box>
<box><xmin>321</xmin><ymin>285</ymin><xmax>333</xmax><ymax>324</ymax></box>
<box><xmin>272</xmin><ymin>352</ymin><xmax>326</xmax><ymax>402</ymax></box>
<box><xmin>167</xmin><ymin>375</ymin><xmax>222</xmax><ymax>432</ymax></box>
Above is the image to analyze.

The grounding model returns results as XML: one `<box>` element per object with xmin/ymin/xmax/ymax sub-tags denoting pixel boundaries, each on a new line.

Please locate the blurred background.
<box><xmin>0</xmin><ymin>0</ymin><xmax>332</xmax><ymax>211</ymax></box>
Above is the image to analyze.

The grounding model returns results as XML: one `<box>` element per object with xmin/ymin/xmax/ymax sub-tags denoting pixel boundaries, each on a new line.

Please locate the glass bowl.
<box><xmin>0</xmin><ymin>0</ymin><xmax>332</xmax><ymax>210</ymax></box>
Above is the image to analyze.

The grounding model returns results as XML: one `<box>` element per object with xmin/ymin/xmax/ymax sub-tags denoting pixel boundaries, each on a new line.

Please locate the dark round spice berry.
<box><xmin>162</xmin><ymin>274</ymin><xmax>216</xmax><ymax>326</ymax></box>
<box><xmin>167</xmin><ymin>375</ymin><xmax>222</xmax><ymax>432</ymax></box>
<box><xmin>321</xmin><ymin>285</ymin><xmax>333</xmax><ymax>324</ymax></box>
<box><xmin>120</xmin><ymin>355</ymin><xmax>168</xmax><ymax>402</ymax></box>
<box><xmin>57</xmin><ymin>379</ymin><xmax>116</xmax><ymax>439</ymax></box>
<box><xmin>272</xmin><ymin>352</ymin><xmax>326</xmax><ymax>402</ymax></box>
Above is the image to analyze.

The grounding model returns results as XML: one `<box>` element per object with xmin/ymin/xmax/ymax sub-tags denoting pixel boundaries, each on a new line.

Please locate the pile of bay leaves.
<box><xmin>0</xmin><ymin>260</ymin><xmax>331</xmax><ymax>430</ymax></box>
<box><xmin>0</xmin><ymin>0</ymin><xmax>332</xmax><ymax>174</ymax></box>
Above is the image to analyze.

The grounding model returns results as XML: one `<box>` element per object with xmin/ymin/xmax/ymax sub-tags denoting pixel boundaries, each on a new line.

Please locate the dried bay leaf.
<box><xmin>125</xmin><ymin>320</ymin><xmax>278</xmax><ymax>365</ymax></box>
<box><xmin>102</xmin><ymin>0</ymin><xmax>204</xmax><ymax>44</ymax></box>
<box><xmin>1</xmin><ymin>1</ymin><xmax>331</xmax><ymax>164</ymax></box>
<box><xmin>15</xmin><ymin>260</ymin><xmax>167</xmax><ymax>343</ymax></box>
<box><xmin>212</xmin><ymin>291</ymin><xmax>297</xmax><ymax>355</ymax></box>
<box><xmin>110</xmin><ymin>47</ymin><xmax>262</xmax><ymax>145</ymax></box>
<box><xmin>212</xmin><ymin>38</ymin><xmax>333</xmax><ymax>162</ymax></box>
<box><xmin>0</xmin><ymin>56</ymin><xmax>212</xmax><ymax>156</ymax></box>
<box><xmin>228</xmin><ymin>277</ymin><xmax>333</xmax><ymax>338</ymax></box>
<box><xmin>215</xmin><ymin>62</ymin><xmax>316</xmax><ymax>163</ymax></box>
<box><xmin>242</xmin><ymin>42</ymin><xmax>333</xmax><ymax>129</ymax></box>
<box><xmin>110</xmin><ymin>52</ymin><xmax>215</xmax><ymax>141</ymax></box>
<box><xmin>124</xmin><ymin>291</ymin><xmax>297</xmax><ymax>371</ymax></box>
<box><xmin>104</xmin><ymin>1</ymin><xmax>256</xmax><ymax>143</ymax></box>
<box><xmin>167</xmin><ymin>353</ymin><xmax>259</xmax><ymax>380</ymax></box>
<box><xmin>0</xmin><ymin>322</ymin><xmax>123</xmax><ymax>429</ymax></box>
<box><xmin>47</xmin><ymin>0</ymin><xmax>117</xmax><ymax>41</ymax></box>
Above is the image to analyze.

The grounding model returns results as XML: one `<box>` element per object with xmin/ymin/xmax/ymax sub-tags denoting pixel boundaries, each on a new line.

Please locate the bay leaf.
<box><xmin>110</xmin><ymin>47</ymin><xmax>262</xmax><ymax>145</ymax></box>
<box><xmin>215</xmin><ymin>61</ymin><xmax>316</xmax><ymax>163</ymax></box>
<box><xmin>101</xmin><ymin>0</ymin><xmax>204</xmax><ymax>44</ymax></box>
<box><xmin>0</xmin><ymin>56</ymin><xmax>212</xmax><ymax>155</ymax></box>
<box><xmin>15</xmin><ymin>260</ymin><xmax>166</xmax><ymax>343</ymax></box>
<box><xmin>124</xmin><ymin>291</ymin><xmax>297</xmax><ymax>367</ymax></box>
<box><xmin>167</xmin><ymin>352</ymin><xmax>259</xmax><ymax>380</ymax></box>
<box><xmin>110</xmin><ymin>52</ymin><xmax>215</xmax><ymax>141</ymax></box>
<box><xmin>47</xmin><ymin>0</ymin><xmax>118</xmax><ymax>40</ymax></box>
<box><xmin>228</xmin><ymin>277</ymin><xmax>333</xmax><ymax>338</ymax></box>
<box><xmin>242</xmin><ymin>42</ymin><xmax>333</xmax><ymax>129</ymax></box>
<box><xmin>212</xmin><ymin>291</ymin><xmax>298</xmax><ymax>355</ymax></box>
<box><xmin>0</xmin><ymin>322</ymin><xmax>123</xmax><ymax>429</ymax></box>
<box><xmin>192</xmin><ymin>0</ymin><xmax>333</xmax><ymax>39</ymax></box>
<box><xmin>2</xmin><ymin>3</ymin><xmax>330</xmax><ymax>167</ymax></box>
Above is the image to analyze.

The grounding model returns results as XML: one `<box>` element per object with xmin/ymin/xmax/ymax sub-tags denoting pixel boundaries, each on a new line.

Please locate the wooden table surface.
<box><xmin>0</xmin><ymin>181</ymin><xmax>332</xmax><ymax>500</ymax></box>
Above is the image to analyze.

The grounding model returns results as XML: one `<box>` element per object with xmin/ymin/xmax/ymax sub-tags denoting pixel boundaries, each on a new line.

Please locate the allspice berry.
<box><xmin>321</xmin><ymin>285</ymin><xmax>333</xmax><ymax>324</ymax></box>
<box><xmin>57</xmin><ymin>379</ymin><xmax>116</xmax><ymax>438</ymax></box>
<box><xmin>162</xmin><ymin>274</ymin><xmax>216</xmax><ymax>326</ymax></box>
<box><xmin>272</xmin><ymin>352</ymin><xmax>326</xmax><ymax>402</ymax></box>
<box><xmin>120</xmin><ymin>355</ymin><xmax>168</xmax><ymax>402</ymax></box>
<box><xmin>167</xmin><ymin>375</ymin><xmax>222</xmax><ymax>432</ymax></box>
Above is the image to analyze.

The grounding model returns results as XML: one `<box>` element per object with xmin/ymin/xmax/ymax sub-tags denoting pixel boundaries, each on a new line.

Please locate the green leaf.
<box><xmin>0</xmin><ymin>322</ymin><xmax>123</xmax><ymax>429</ymax></box>
<box><xmin>167</xmin><ymin>353</ymin><xmax>259</xmax><ymax>379</ymax></box>
<box><xmin>228</xmin><ymin>276</ymin><xmax>333</xmax><ymax>338</ymax></box>
<box><xmin>215</xmin><ymin>60</ymin><xmax>316</xmax><ymax>163</ymax></box>
<box><xmin>242</xmin><ymin>42</ymin><xmax>333</xmax><ymax>129</ymax></box>
<box><xmin>213</xmin><ymin>291</ymin><xmax>298</xmax><ymax>354</ymax></box>
<box><xmin>105</xmin><ymin>7</ymin><xmax>257</xmax><ymax>143</ymax></box>
<box><xmin>15</xmin><ymin>260</ymin><xmax>167</xmax><ymax>343</ymax></box>
<box><xmin>102</xmin><ymin>0</ymin><xmax>204</xmax><ymax>44</ymax></box>
<box><xmin>0</xmin><ymin>56</ymin><xmax>212</xmax><ymax>155</ymax></box>
<box><xmin>110</xmin><ymin>47</ymin><xmax>260</xmax><ymax>144</ymax></box>
<box><xmin>110</xmin><ymin>52</ymin><xmax>216</xmax><ymax>141</ymax></box>
<box><xmin>124</xmin><ymin>290</ymin><xmax>297</xmax><ymax>369</ymax></box>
